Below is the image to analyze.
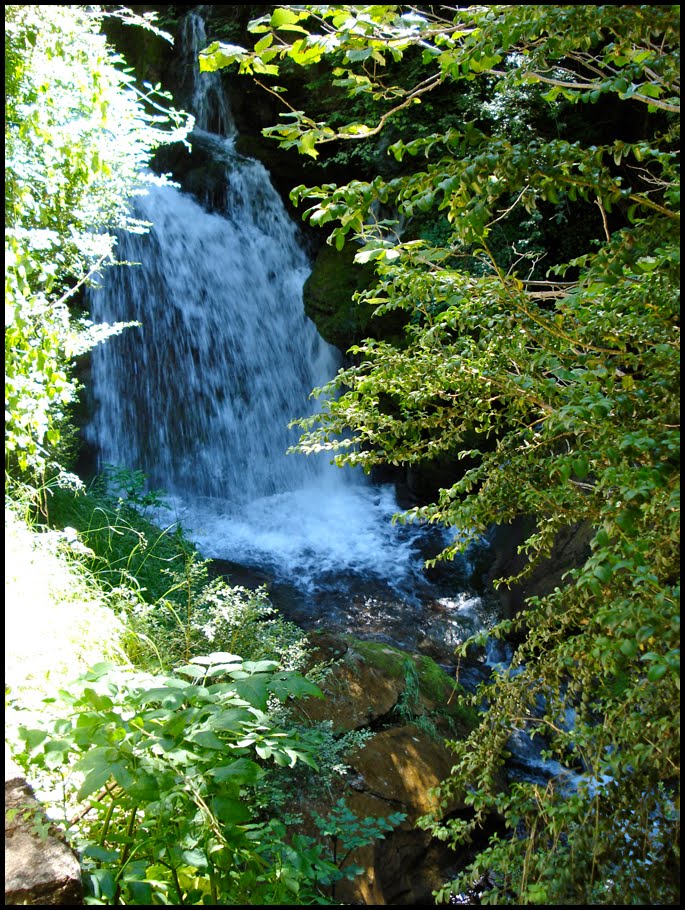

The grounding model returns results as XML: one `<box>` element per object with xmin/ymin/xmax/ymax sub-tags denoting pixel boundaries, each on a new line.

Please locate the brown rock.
<box><xmin>288</xmin><ymin>633</ymin><xmax>481</xmax><ymax>904</ymax></box>
<box><xmin>330</xmin><ymin>726</ymin><xmax>465</xmax><ymax>905</ymax></box>
<box><xmin>347</xmin><ymin>725</ymin><xmax>462</xmax><ymax>821</ymax></box>
<box><xmin>294</xmin><ymin>639</ymin><xmax>406</xmax><ymax>732</ymax></box>
<box><xmin>5</xmin><ymin>753</ymin><xmax>83</xmax><ymax>906</ymax></box>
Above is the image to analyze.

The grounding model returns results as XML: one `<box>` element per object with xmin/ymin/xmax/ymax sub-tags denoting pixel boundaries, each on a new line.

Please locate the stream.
<box><xmin>86</xmin><ymin>7</ymin><xmax>573</xmax><ymax>797</ymax></box>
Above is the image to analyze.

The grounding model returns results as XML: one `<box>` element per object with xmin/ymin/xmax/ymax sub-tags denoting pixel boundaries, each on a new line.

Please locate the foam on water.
<box><xmin>154</xmin><ymin>480</ymin><xmax>428</xmax><ymax>593</ymax></box>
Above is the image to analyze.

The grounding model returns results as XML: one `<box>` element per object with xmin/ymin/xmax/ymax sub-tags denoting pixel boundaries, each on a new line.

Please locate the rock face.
<box><xmin>302</xmin><ymin>241</ymin><xmax>407</xmax><ymax>351</ymax></box>
<box><xmin>293</xmin><ymin>634</ymin><xmax>481</xmax><ymax>904</ymax></box>
<box><xmin>483</xmin><ymin>517</ymin><xmax>593</xmax><ymax>618</ymax></box>
<box><xmin>5</xmin><ymin>753</ymin><xmax>82</xmax><ymax>906</ymax></box>
<box><xmin>341</xmin><ymin>725</ymin><xmax>465</xmax><ymax>905</ymax></box>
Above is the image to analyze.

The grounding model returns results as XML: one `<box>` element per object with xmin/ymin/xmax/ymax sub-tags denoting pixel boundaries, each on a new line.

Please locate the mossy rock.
<box><xmin>299</xmin><ymin>632</ymin><xmax>478</xmax><ymax>738</ymax></box>
<box><xmin>341</xmin><ymin>636</ymin><xmax>479</xmax><ymax>736</ymax></box>
<box><xmin>302</xmin><ymin>242</ymin><xmax>407</xmax><ymax>351</ymax></box>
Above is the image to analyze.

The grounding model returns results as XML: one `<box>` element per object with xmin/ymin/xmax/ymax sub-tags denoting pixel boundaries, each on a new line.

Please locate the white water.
<box><xmin>87</xmin><ymin>9</ymin><xmax>451</xmax><ymax>595</ymax></box>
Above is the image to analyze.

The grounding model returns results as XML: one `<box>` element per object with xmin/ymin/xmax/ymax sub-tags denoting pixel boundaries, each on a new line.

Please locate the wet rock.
<box><xmin>302</xmin><ymin>241</ymin><xmax>406</xmax><ymax>350</ymax></box>
<box><xmin>295</xmin><ymin>636</ymin><xmax>406</xmax><ymax>732</ymax></box>
<box><xmin>484</xmin><ymin>517</ymin><xmax>593</xmax><ymax>619</ymax></box>
<box><xmin>307</xmin><ymin>724</ymin><xmax>469</xmax><ymax>906</ymax></box>
<box><xmin>347</xmin><ymin>725</ymin><xmax>462</xmax><ymax>819</ymax></box>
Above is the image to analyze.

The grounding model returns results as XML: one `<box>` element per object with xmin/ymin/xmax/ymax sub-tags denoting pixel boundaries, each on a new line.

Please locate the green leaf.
<box><xmin>573</xmin><ymin>458</ymin><xmax>589</xmax><ymax>479</ymax></box>
<box><xmin>228</xmin><ymin>674</ymin><xmax>271</xmax><ymax>710</ymax></box>
<box><xmin>647</xmin><ymin>663</ymin><xmax>668</xmax><ymax>682</ymax></box>
<box><xmin>253</xmin><ymin>33</ymin><xmax>274</xmax><ymax>54</ymax></box>
<box><xmin>207</xmin><ymin>708</ymin><xmax>254</xmax><ymax>731</ymax></box>
<box><xmin>110</xmin><ymin>761</ymin><xmax>137</xmax><ymax>792</ymax></box>
<box><xmin>82</xmin><ymin>845</ymin><xmax>121</xmax><ymax>863</ymax></box>
<box><xmin>620</xmin><ymin>639</ymin><xmax>638</xmax><ymax>658</ymax></box>
<box><xmin>187</xmin><ymin>730</ymin><xmax>227</xmax><ymax>751</ymax></box>
<box><xmin>241</xmin><ymin>659</ymin><xmax>280</xmax><ymax>674</ymax></box>
<box><xmin>73</xmin><ymin>744</ymin><xmax>112</xmax><ymax>768</ymax></box>
<box><xmin>126</xmin><ymin>772</ymin><xmax>160</xmax><ymax>801</ymax></box>
<box><xmin>199</xmin><ymin>43</ymin><xmax>249</xmax><ymax>73</ymax></box>
<box><xmin>299</xmin><ymin>131</ymin><xmax>319</xmax><ymax>159</ymax></box>
<box><xmin>210</xmin><ymin>796</ymin><xmax>250</xmax><ymax>824</ymax></box>
<box><xmin>210</xmin><ymin>757</ymin><xmax>263</xmax><ymax>784</ymax></box>
<box><xmin>191</xmin><ymin>652</ymin><xmax>243</xmax><ymax>666</ymax></box>
<box><xmin>268</xmin><ymin>671</ymin><xmax>323</xmax><ymax>702</ymax></box>
<box><xmin>271</xmin><ymin>8</ymin><xmax>301</xmax><ymax>29</ymax></box>
<box><xmin>176</xmin><ymin>664</ymin><xmax>207</xmax><ymax>679</ymax></box>
<box><xmin>593</xmin><ymin>564</ymin><xmax>613</xmax><ymax>584</ymax></box>
<box><xmin>139</xmin><ymin>688</ymin><xmax>186</xmax><ymax>709</ymax></box>
<box><xmin>77</xmin><ymin>765</ymin><xmax>112</xmax><ymax>800</ymax></box>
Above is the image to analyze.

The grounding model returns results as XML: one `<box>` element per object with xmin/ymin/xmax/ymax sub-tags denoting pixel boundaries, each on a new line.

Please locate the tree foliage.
<box><xmin>200</xmin><ymin>5</ymin><xmax>680</xmax><ymax>903</ymax></box>
<box><xmin>5</xmin><ymin>4</ymin><xmax>192</xmax><ymax>479</ymax></box>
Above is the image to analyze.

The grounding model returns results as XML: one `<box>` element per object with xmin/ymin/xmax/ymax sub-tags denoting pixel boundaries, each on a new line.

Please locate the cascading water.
<box><xmin>87</xmin><ymin>8</ymin><xmax>494</xmax><ymax>655</ymax></box>
<box><xmin>86</xmin><ymin>8</ymin><xmax>589</xmax><ymax>799</ymax></box>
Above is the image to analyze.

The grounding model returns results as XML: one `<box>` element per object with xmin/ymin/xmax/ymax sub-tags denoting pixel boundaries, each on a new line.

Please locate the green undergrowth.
<box><xmin>6</xmin><ymin>473</ymin><xmax>415</xmax><ymax>904</ymax></box>
<box><xmin>36</xmin><ymin>475</ymin><xmax>312</xmax><ymax>674</ymax></box>
<box><xmin>42</xmin><ymin>475</ymin><xmax>197</xmax><ymax>609</ymax></box>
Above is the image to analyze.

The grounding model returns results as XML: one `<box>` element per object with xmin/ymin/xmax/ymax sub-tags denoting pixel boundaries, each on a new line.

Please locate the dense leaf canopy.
<box><xmin>201</xmin><ymin>5</ymin><xmax>680</xmax><ymax>903</ymax></box>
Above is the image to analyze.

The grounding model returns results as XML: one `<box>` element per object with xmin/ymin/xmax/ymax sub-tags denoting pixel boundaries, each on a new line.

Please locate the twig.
<box><xmin>595</xmin><ymin>197</ymin><xmax>611</xmax><ymax>243</ymax></box>
<box><xmin>69</xmin><ymin>779</ymin><xmax>121</xmax><ymax>826</ymax></box>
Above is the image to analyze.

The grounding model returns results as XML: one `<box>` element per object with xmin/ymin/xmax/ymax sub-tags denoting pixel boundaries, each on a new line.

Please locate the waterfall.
<box><xmin>86</xmin><ymin>7</ymin><xmax>444</xmax><ymax>597</ymax></box>
<box><xmin>85</xmin><ymin>10</ymin><xmax>584</xmax><ymax>802</ymax></box>
<box><xmin>178</xmin><ymin>8</ymin><xmax>236</xmax><ymax>140</ymax></box>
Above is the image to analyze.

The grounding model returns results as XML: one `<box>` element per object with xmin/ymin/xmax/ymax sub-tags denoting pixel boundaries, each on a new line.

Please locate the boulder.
<box><xmin>346</xmin><ymin>725</ymin><xmax>462</xmax><ymax>820</ymax></box>
<box><xmin>289</xmin><ymin>633</ymin><xmax>481</xmax><ymax>904</ymax></box>
<box><xmin>484</xmin><ymin>517</ymin><xmax>593</xmax><ymax>618</ymax></box>
<box><xmin>296</xmin><ymin>632</ymin><xmax>478</xmax><ymax>738</ymax></box>
<box><xmin>302</xmin><ymin>241</ymin><xmax>407</xmax><ymax>351</ymax></box>
<box><xmin>5</xmin><ymin>752</ymin><xmax>82</xmax><ymax>905</ymax></box>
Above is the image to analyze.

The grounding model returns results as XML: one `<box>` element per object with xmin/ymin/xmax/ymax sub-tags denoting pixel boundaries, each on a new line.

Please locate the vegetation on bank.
<box><xmin>5</xmin><ymin>2</ymin><xmax>679</xmax><ymax>906</ymax></box>
<box><xmin>201</xmin><ymin>4</ymin><xmax>680</xmax><ymax>904</ymax></box>
<box><xmin>7</xmin><ymin>481</ymin><xmax>409</xmax><ymax>904</ymax></box>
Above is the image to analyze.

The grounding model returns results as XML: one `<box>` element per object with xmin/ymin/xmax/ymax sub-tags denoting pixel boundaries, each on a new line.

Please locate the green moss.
<box><xmin>343</xmin><ymin>637</ymin><xmax>408</xmax><ymax>678</ymax></box>
<box><xmin>303</xmin><ymin>242</ymin><xmax>406</xmax><ymax>350</ymax></box>
<box><xmin>341</xmin><ymin>635</ymin><xmax>479</xmax><ymax>736</ymax></box>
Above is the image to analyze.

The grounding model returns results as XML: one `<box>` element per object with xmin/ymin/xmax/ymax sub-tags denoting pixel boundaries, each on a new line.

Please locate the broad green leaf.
<box><xmin>271</xmin><ymin>8</ymin><xmax>301</xmax><ymax>29</ymax></box>
<box><xmin>210</xmin><ymin>795</ymin><xmax>250</xmax><ymax>824</ymax></box>
<box><xmin>210</xmin><ymin>757</ymin><xmax>264</xmax><ymax>784</ymax></box>
<box><xmin>176</xmin><ymin>664</ymin><xmax>208</xmax><ymax>679</ymax></box>
<box><xmin>231</xmin><ymin>674</ymin><xmax>271</xmax><ymax>710</ymax></box>
<box><xmin>77</xmin><ymin>765</ymin><xmax>112</xmax><ymax>800</ymax></box>
<box><xmin>268</xmin><ymin>671</ymin><xmax>324</xmax><ymax>702</ymax></box>
<box><xmin>190</xmin><ymin>652</ymin><xmax>242</xmax><ymax>665</ymax></box>
<box><xmin>187</xmin><ymin>730</ymin><xmax>227</xmax><ymax>751</ymax></box>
